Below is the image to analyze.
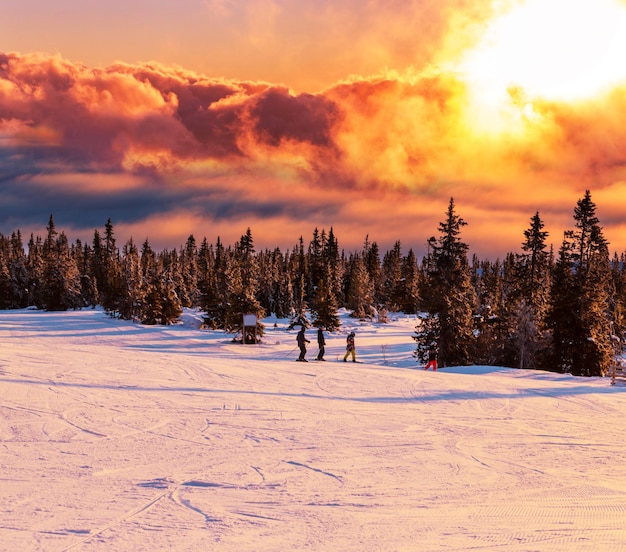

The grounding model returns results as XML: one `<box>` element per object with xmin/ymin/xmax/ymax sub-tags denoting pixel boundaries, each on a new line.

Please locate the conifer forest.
<box><xmin>1</xmin><ymin>191</ymin><xmax>624</xmax><ymax>377</ymax></box>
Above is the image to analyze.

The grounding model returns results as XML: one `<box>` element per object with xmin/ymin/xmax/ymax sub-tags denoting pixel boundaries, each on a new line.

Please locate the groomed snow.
<box><xmin>2</xmin><ymin>308</ymin><xmax>626</xmax><ymax>551</ymax></box>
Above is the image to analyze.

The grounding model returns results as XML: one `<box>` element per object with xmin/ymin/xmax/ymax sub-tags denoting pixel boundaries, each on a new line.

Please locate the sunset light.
<box><xmin>459</xmin><ymin>0</ymin><xmax>626</xmax><ymax>103</ymax></box>
<box><xmin>2</xmin><ymin>1</ymin><xmax>626</xmax><ymax>257</ymax></box>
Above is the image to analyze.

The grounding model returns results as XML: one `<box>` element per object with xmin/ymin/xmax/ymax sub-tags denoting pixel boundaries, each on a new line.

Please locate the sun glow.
<box><xmin>458</xmin><ymin>0</ymin><xmax>626</xmax><ymax>128</ymax></box>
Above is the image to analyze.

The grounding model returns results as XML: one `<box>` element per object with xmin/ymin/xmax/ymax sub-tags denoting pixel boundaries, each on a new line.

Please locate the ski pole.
<box><xmin>284</xmin><ymin>345</ymin><xmax>298</xmax><ymax>358</ymax></box>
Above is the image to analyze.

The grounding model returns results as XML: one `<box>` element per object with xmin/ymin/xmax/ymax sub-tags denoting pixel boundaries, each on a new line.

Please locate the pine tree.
<box><xmin>547</xmin><ymin>191</ymin><xmax>613</xmax><ymax>376</ymax></box>
<box><xmin>290</xmin><ymin>237</ymin><xmax>308</xmax><ymax>323</ymax></box>
<box><xmin>345</xmin><ymin>253</ymin><xmax>375</xmax><ymax>319</ymax></box>
<box><xmin>0</xmin><ymin>235</ymin><xmax>13</xmax><ymax>308</ymax></box>
<box><xmin>74</xmin><ymin>241</ymin><xmax>98</xmax><ymax>308</ymax></box>
<box><xmin>26</xmin><ymin>233</ymin><xmax>44</xmax><ymax>308</ymax></box>
<box><xmin>200</xmin><ymin>238</ymin><xmax>229</xmax><ymax>329</ymax></box>
<box><xmin>220</xmin><ymin>230</ymin><xmax>265</xmax><ymax>338</ymax></box>
<box><xmin>363</xmin><ymin>236</ymin><xmax>383</xmax><ymax>305</ymax></box>
<box><xmin>399</xmin><ymin>249</ymin><xmax>420</xmax><ymax>314</ymax></box>
<box><xmin>519</xmin><ymin>212</ymin><xmax>551</xmax><ymax>314</ymax></box>
<box><xmin>118</xmin><ymin>238</ymin><xmax>142</xmax><ymax>321</ymax></box>
<box><xmin>382</xmin><ymin>241</ymin><xmax>403</xmax><ymax>311</ymax></box>
<box><xmin>180</xmin><ymin>235</ymin><xmax>199</xmax><ymax>307</ymax></box>
<box><xmin>8</xmin><ymin>231</ymin><xmax>29</xmax><ymax>308</ymax></box>
<box><xmin>41</xmin><ymin>218</ymin><xmax>82</xmax><ymax>311</ymax></box>
<box><xmin>323</xmin><ymin>227</ymin><xmax>343</xmax><ymax>307</ymax></box>
<box><xmin>93</xmin><ymin>219</ymin><xmax>123</xmax><ymax>315</ymax></box>
<box><xmin>508</xmin><ymin>212</ymin><xmax>551</xmax><ymax>369</ymax></box>
<box><xmin>311</xmin><ymin>262</ymin><xmax>340</xmax><ymax>330</ymax></box>
<box><xmin>416</xmin><ymin>198</ymin><xmax>475</xmax><ymax>367</ymax></box>
<box><xmin>610</xmin><ymin>253</ymin><xmax>626</xmax><ymax>351</ymax></box>
<box><xmin>547</xmin><ymin>240</ymin><xmax>582</xmax><ymax>372</ymax></box>
<box><xmin>140</xmin><ymin>239</ymin><xmax>160</xmax><ymax>324</ymax></box>
<box><xmin>157</xmin><ymin>255</ymin><xmax>184</xmax><ymax>325</ymax></box>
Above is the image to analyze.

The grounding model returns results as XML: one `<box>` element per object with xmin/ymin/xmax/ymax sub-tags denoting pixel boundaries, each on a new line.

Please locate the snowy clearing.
<box><xmin>2</xmin><ymin>308</ymin><xmax>626</xmax><ymax>551</ymax></box>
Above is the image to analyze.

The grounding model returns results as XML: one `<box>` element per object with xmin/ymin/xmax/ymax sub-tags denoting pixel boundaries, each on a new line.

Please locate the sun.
<box><xmin>458</xmin><ymin>0</ymin><xmax>626</xmax><ymax>103</ymax></box>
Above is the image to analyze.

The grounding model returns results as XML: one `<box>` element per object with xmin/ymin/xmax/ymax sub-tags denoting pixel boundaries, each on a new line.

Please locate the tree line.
<box><xmin>0</xmin><ymin>190</ymin><xmax>624</xmax><ymax>376</ymax></box>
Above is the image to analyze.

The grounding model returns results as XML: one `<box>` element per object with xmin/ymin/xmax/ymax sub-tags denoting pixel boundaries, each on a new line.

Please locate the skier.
<box><xmin>296</xmin><ymin>326</ymin><xmax>310</xmax><ymax>362</ymax></box>
<box><xmin>424</xmin><ymin>342</ymin><xmax>438</xmax><ymax>371</ymax></box>
<box><xmin>343</xmin><ymin>331</ymin><xmax>356</xmax><ymax>362</ymax></box>
<box><xmin>316</xmin><ymin>326</ymin><xmax>326</xmax><ymax>361</ymax></box>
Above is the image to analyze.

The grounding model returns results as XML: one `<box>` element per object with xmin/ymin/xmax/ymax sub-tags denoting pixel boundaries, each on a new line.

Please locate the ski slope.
<box><xmin>2</xmin><ymin>308</ymin><xmax>626</xmax><ymax>551</ymax></box>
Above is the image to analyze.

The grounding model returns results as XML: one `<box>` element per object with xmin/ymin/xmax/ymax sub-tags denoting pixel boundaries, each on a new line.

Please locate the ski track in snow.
<box><xmin>2</xmin><ymin>308</ymin><xmax>626</xmax><ymax>550</ymax></box>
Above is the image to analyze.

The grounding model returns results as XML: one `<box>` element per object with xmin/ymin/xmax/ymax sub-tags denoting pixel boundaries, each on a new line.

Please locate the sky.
<box><xmin>3</xmin><ymin>307</ymin><xmax>626</xmax><ymax>550</ymax></box>
<box><xmin>2</xmin><ymin>0</ymin><xmax>626</xmax><ymax>257</ymax></box>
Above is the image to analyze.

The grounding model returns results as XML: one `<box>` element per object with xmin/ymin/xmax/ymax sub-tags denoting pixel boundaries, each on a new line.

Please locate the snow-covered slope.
<box><xmin>2</xmin><ymin>308</ymin><xmax>626</xmax><ymax>551</ymax></box>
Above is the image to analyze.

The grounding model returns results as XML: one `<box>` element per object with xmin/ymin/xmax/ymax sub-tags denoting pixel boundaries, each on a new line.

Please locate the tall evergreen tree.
<box><xmin>180</xmin><ymin>235</ymin><xmax>199</xmax><ymax>307</ymax></box>
<box><xmin>399</xmin><ymin>249</ymin><xmax>420</xmax><ymax>314</ymax></box>
<box><xmin>508</xmin><ymin>212</ymin><xmax>552</xmax><ymax>369</ymax></box>
<box><xmin>26</xmin><ymin>233</ymin><xmax>44</xmax><ymax>308</ymax></box>
<box><xmin>92</xmin><ymin>219</ymin><xmax>123</xmax><ymax>315</ymax></box>
<box><xmin>382</xmin><ymin>241</ymin><xmax>403</xmax><ymax>310</ymax></box>
<box><xmin>41</xmin><ymin>217</ymin><xmax>82</xmax><ymax>311</ymax></box>
<box><xmin>547</xmin><ymin>191</ymin><xmax>613</xmax><ymax>376</ymax></box>
<box><xmin>118</xmin><ymin>238</ymin><xmax>142</xmax><ymax>321</ymax></box>
<box><xmin>345</xmin><ymin>253</ymin><xmax>375</xmax><ymax>319</ymax></box>
<box><xmin>519</xmin><ymin>212</ymin><xmax>551</xmax><ymax>313</ymax></box>
<box><xmin>0</xmin><ymin>235</ymin><xmax>13</xmax><ymax>309</ymax></box>
<box><xmin>415</xmin><ymin>198</ymin><xmax>475</xmax><ymax>367</ymax></box>
<box><xmin>8</xmin><ymin>231</ymin><xmax>29</xmax><ymax>308</ymax></box>
<box><xmin>363</xmin><ymin>236</ymin><xmax>383</xmax><ymax>305</ymax></box>
<box><xmin>311</xmin><ymin>262</ymin><xmax>340</xmax><ymax>330</ymax></box>
<box><xmin>291</xmin><ymin>237</ymin><xmax>308</xmax><ymax>322</ymax></box>
<box><xmin>219</xmin><ymin>230</ymin><xmax>265</xmax><ymax>338</ymax></box>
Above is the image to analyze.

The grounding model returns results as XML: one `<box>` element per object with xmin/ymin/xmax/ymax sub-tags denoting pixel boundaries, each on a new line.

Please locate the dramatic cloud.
<box><xmin>2</xmin><ymin>42</ymin><xmax>626</xmax><ymax>256</ymax></box>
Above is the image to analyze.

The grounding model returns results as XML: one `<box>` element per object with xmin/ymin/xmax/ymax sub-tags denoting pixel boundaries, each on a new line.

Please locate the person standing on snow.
<box><xmin>343</xmin><ymin>331</ymin><xmax>356</xmax><ymax>362</ymax></box>
<box><xmin>316</xmin><ymin>326</ymin><xmax>326</xmax><ymax>361</ymax></box>
<box><xmin>424</xmin><ymin>342</ymin><xmax>438</xmax><ymax>371</ymax></box>
<box><xmin>296</xmin><ymin>326</ymin><xmax>310</xmax><ymax>362</ymax></box>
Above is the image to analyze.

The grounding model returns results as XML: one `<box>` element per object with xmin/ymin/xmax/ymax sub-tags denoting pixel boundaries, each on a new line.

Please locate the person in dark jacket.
<box><xmin>296</xmin><ymin>326</ymin><xmax>310</xmax><ymax>362</ymax></box>
<box><xmin>316</xmin><ymin>326</ymin><xmax>326</xmax><ymax>361</ymax></box>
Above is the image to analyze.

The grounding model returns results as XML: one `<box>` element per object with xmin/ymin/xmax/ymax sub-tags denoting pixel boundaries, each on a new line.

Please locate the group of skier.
<box><xmin>296</xmin><ymin>326</ymin><xmax>357</xmax><ymax>363</ymax></box>
<box><xmin>295</xmin><ymin>325</ymin><xmax>438</xmax><ymax>369</ymax></box>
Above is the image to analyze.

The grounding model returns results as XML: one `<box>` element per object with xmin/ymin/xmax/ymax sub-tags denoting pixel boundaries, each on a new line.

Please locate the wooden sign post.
<box><xmin>242</xmin><ymin>313</ymin><xmax>257</xmax><ymax>344</ymax></box>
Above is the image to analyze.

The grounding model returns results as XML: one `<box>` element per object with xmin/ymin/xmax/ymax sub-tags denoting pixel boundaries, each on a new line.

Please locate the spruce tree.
<box><xmin>290</xmin><ymin>237</ymin><xmax>308</xmax><ymax>324</ymax></box>
<box><xmin>311</xmin><ymin>262</ymin><xmax>340</xmax><ymax>330</ymax></box>
<box><xmin>547</xmin><ymin>191</ymin><xmax>613</xmax><ymax>376</ymax></box>
<box><xmin>8</xmin><ymin>231</ymin><xmax>29</xmax><ymax>308</ymax></box>
<box><xmin>180</xmin><ymin>235</ymin><xmax>199</xmax><ymax>307</ymax></box>
<box><xmin>345</xmin><ymin>253</ymin><xmax>375</xmax><ymax>319</ymax></box>
<box><xmin>139</xmin><ymin>239</ymin><xmax>160</xmax><ymax>324</ymax></box>
<box><xmin>363</xmin><ymin>236</ymin><xmax>383</xmax><ymax>305</ymax></box>
<box><xmin>508</xmin><ymin>212</ymin><xmax>551</xmax><ymax>369</ymax></box>
<box><xmin>118</xmin><ymin>238</ymin><xmax>142</xmax><ymax>321</ymax></box>
<box><xmin>26</xmin><ymin>233</ymin><xmax>44</xmax><ymax>308</ymax></box>
<box><xmin>0</xmin><ymin>236</ymin><xmax>13</xmax><ymax>309</ymax></box>
<box><xmin>415</xmin><ymin>198</ymin><xmax>475</xmax><ymax>367</ymax></box>
<box><xmin>221</xmin><ymin>230</ymin><xmax>265</xmax><ymax>338</ymax></box>
<box><xmin>198</xmin><ymin>238</ymin><xmax>225</xmax><ymax>329</ymax></box>
<box><xmin>519</xmin><ymin>212</ymin><xmax>551</xmax><ymax>314</ymax></box>
<box><xmin>382</xmin><ymin>241</ymin><xmax>403</xmax><ymax>311</ymax></box>
<box><xmin>324</xmin><ymin>227</ymin><xmax>343</xmax><ymax>307</ymax></box>
<box><xmin>399</xmin><ymin>249</ymin><xmax>420</xmax><ymax>314</ymax></box>
<box><xmin>41</xmin><ymin>220</ymin><xmax>82</xmax><ymax>311</ymax></box>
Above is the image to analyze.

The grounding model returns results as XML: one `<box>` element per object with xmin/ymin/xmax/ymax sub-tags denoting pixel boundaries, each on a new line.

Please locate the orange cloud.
<box><xmin>2</xmin><ymin>50</ymin><xmax>626</xmax><ymax>258</ymax></box>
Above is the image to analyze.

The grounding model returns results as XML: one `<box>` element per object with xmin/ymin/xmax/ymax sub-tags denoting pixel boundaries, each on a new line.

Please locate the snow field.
<box><xmin>1</xmin><ymin>309</ymin><xmax>626</xmax><ymax>551</ymax></box>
